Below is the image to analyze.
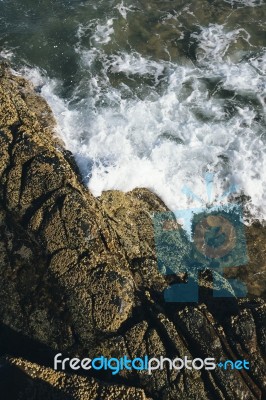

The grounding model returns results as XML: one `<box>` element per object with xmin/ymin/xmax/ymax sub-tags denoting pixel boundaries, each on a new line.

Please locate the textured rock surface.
<box><xmin>0</xmin><ymin>357</ymin><xmax>148</xmax><ymax>400</ymax></box>
<box><xmin>0</xmin><ymin>62</ymin><xmax>266</xmax><ymax>399</ymax></box>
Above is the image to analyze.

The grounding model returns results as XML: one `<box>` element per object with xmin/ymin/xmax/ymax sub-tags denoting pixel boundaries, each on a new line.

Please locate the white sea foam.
<box><xmin>20</xmin><ymin>23</ymin><xmax>266</xmax><ymax>223</ymax></box>
<box><xmin>224</xmin><ymin>0</ymin><xmax>263</xmax><ymax>7</ymax></box>
<box><xmin>116</xmin><ymin>1</ymin><xmax>135</xmax><ymax>19</ymax></box>
<box><xmin>0</xmin><ymin>48</ymin><xmax>14</xmax><ymax>60</ymax></box>
<box><xmin>92</xmin><ymin>19</ymin><xmax>114</xmax><ymax>45</ymax></box>
<box><xmin>77</xmin><ymin>18</ymin><xmax>115</xmax><ymax>46</ymax></box>
<box><xmin>192</xmin><ymin>25</ymin><xmax>251</xmax><ymax>63</ymax></box>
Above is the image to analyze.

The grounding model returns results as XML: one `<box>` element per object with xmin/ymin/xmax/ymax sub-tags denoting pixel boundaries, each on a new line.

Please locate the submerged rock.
<box><xmin>0</xmin><ymin>62</ymin><xmax>265</xmax><ymax>399</ymax></box>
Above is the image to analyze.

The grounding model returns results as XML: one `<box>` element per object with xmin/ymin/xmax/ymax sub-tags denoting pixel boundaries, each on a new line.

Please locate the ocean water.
<box><xmin>0</xmin><ymin>0</ymin><xmax>265</xmax><ymax>222</ymax></box>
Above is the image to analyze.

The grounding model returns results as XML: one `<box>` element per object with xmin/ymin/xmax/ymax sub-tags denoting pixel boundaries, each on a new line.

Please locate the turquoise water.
<box><xmin>0</xmin><ymin>0</ymin><xmax>266</xmax><ymax>220</ymax></box>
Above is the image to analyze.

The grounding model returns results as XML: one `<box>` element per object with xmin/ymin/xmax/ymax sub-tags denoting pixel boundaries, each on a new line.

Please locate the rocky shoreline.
<box><xmin>0</xmin><ymin>62</ymin><xmax>265</xmax><ymax>399</ymax></box>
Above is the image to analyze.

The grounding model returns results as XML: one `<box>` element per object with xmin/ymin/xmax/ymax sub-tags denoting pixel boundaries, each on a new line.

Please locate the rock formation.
<box><xmin>0</xmin><ymin>61</ymin><xmax>265</xmax><ymax>399</ymax></box>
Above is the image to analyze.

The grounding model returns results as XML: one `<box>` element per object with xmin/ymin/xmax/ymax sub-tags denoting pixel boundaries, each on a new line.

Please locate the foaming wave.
<box><xmin>192</xmin><ymin>24</ymin><xmax>251</xmax><ymax>63</ymax></box>
<box><xmin>22</xmin><ymin>24</ymin><xmax>266</xmax><ymax>223</ymax></box>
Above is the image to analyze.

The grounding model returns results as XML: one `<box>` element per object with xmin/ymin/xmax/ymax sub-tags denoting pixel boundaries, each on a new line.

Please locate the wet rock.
<box><xmin>0</xmin><ymin>63</ymin><xmax>266</xmax><ymax>399</ymax></box>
